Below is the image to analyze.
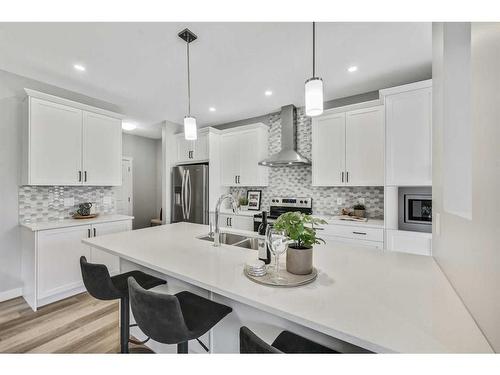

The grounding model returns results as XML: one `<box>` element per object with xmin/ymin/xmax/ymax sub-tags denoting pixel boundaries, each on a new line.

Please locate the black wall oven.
<box><xmin>398</xmin><ymin>187</ymin><xmax>432</xmax><ymax>233</ymax></box>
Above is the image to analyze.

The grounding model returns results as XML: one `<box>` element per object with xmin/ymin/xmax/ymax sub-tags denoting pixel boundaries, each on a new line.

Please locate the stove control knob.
<box><xmin>304</xmin><ymin>200</ymin><xmax>308</xmax><ymax>204</ymax></box>
<box><xmin>300</xmin><ymin>200</ymin><xmax>303</xmax><ymax>204</ymax></box>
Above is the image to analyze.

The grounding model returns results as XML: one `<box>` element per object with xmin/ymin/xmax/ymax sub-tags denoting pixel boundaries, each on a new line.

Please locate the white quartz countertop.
<box><xmin>318</xmin><ymin>216</ymin><xmax>384</xmax><ymax>229</ymax></box>
<box><xmin>82</xmin><ymin>222</ymin><xmax>491</xmax><ymax>353</ymax></box>
<box><xmin>209</xmin><ymin>208</ymin><xmax>257</xmax><ymax>217</ymax></box>
<box><xmin>20</xmin><ymin>214</ymin><xmax>134</xmax><ymax>231</ymax></box>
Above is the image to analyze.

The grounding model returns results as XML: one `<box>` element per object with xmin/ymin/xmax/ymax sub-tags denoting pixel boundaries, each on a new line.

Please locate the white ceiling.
<box><xmin>0</xmin><ymin>22</ymin><xmax>431</xmax><ymax>138</ymax></box>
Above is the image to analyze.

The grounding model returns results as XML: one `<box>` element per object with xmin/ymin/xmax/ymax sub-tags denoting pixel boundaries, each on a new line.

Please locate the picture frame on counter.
<box><xmin>246</xmin><ymin>190</ymin><xmax>262</xmax><ymax>211</ymax></box>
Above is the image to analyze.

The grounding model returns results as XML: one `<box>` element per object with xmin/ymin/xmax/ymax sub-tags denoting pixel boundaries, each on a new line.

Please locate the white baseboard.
<box><xmin>0</xmin><ymin>287</ymin><xmax>23</xmax><ymax>303</ymax></box>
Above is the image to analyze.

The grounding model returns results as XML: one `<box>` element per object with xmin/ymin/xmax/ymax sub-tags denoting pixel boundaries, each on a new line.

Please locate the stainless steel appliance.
<box><xmin>398</xmin><ymin>187</ymin><xmax>432</xmax><ymax>233</ymax></box>
<box><xmin>171</xmin><ymin>164</ymin><xmax>209</xmax><ymax>224</ymax></box>
<box><xmin>253</xmin><ymin>197</ymin><xmax>312</xmax><ymax>231</ymax></box>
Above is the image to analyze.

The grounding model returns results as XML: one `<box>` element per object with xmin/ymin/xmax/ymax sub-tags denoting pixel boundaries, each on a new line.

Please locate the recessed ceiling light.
<box><xmin>73</xmin><ymin>64</ymin><xmax>86</xmax><ymax>72</ymax></box>
<box><xmin>265</xmin><ymin>90</ymin><xmax>273</xmax><ymax>96</ymax></box>
<box><xmin>347</xmin><ymin>66</ymin><xmax>358</xmax><ymax>73</ymax></box>
<box><xmin>122</xmin><ymin>122</ymin><xmax>137</xmax><ymax>131</ymax></box>
<box><xmin>209</xmin><ymin>107</ymin><xmax>216</xmax><ymax>112</ymax></box>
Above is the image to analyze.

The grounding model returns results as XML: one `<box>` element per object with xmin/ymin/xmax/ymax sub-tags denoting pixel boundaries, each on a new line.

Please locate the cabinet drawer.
<box><xmin>322</xmin><ymin>224</ymin><xmax>384</xmax><ymax>242</ymax></box>
<box><xmin>321</xmin><ymin>234</ymin><xmax>383</xmax><ymax>250</ymax></box>
<box><xmin>385</xmin><ymin>229</ymin><xmax>432</xmax><ymax>256</ymax></box>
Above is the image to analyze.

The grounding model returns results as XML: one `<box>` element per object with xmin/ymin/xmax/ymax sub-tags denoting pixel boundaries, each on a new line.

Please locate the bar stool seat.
<box><xmin>79</xmin><ymin>256</ymin><xmax>166</xmax><ymax>353</ymax></box>
<box><xmin>240</xmin><ymin>326</ymin><xmax>339</xmax><ymax>354</ymax></box>
<box><xmin>128</xmin><ymin>278</ymin><xmax>232</xmax><ymax>353</ymax></box>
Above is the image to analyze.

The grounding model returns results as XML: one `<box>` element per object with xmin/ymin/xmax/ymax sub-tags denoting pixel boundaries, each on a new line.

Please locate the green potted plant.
<box><xmin>353</xmin><ymin>203</ymin><xmax>366</xmax><ymax>218</ymax></box>
<box><xmin>273</xmin><ymin>212</ymin><xmax>327</xmax><ymax>275</ymax></box>
<box><xmin>238</xmin><ymin>196</ymin><xmax>249</xmax><ymax>211</ymax></box>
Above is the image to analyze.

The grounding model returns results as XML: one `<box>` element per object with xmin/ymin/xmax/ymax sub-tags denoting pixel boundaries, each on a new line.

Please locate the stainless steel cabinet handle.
<box><xmin>230</xmin><ymin>217</ymin><xmax>232</xmax><ymax>226</ymax></box>
<box><xmin>346</xmin><ymin>171</ymin><xmax>349</xmax><ymax>183</ymax></box>
<box><xmin>84</xmin><ymin>171</ymin><xmax>87</xmax><ymax>182</ymax></box>
<box><xmin>352</xmin><ymin>231</ymin><xmax>366</xmax><ymax>235</ymax></box>
<box><xmin>235</xmin><ymin>175</ymin><xmax>237</xmax><ymax>184</ymax></box>
<box><xmin>87</xmin><ymin>228</ymin><xmax>91</xmax><ymax>238</ymax></box>
<box><xmin>93</xmin><ymin>228</ymin><xmax>96</xmax><ymax>237</ymax></box>
<box><xmin>341</xmin><ymin>171</ymin><xmax>344</xmax><ymax>183</ymax></box>
<box><xmin>79</xmin><ymin>171</ymin><xmax>82</xmax><ymax>182</ymax></box>
<box><xmin>238</xmin><ymin>175</ymin><xmax>240</xmax><ymax>184</ymax></box>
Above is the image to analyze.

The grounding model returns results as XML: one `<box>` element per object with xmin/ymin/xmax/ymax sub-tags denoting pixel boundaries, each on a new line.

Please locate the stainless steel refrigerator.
<box><xmin>171</xmin><ymin>164</ymin><xmax>209</xmax><ymax>224</ymax></box>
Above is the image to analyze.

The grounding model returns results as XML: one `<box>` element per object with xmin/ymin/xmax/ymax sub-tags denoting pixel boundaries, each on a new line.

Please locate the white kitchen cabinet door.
<box><xmin>232</xmin><ymin>216</ymin><xmax>254</xmax><ymax>231</ymax></box>
<box><xmin>176</xmin><ymin>136</ymin><xmax>194</xmax><ymax>162</ymax></box>
<box><xmin>82</xmin><ymin>111</ymin><xmax>122</xmax><ymax>186</ymax></box>
<box><xmin>385</xmin><ymin>229</ymin><xmax>432</xmax><ymax>256</ymax></box>
<box><xmin>312</xmin><ymin>113</ymin><xmax>346</xmax><ymax>186</ymax></box>
<box><xmin>90</xmin><ymin>220</ymin><xmax>131</xmax><ymax>275</ymax></box>
<box><xmin>385</xmin><ymin>87</ymin><xmax>432</xmax><ymax>186</ymax></box>
<box><xmin>345</xmin><ymin>106</ymin><xmax>384</xmax><ymax>186</ymax></box>
<box><xmin>192</xmin><ymin>132</ymin><xmax>209</xmax><ymax>161</ymax></box>
<box><xmin>37</xmin><ymin>225</ymin><xmax>91</xmax><ymax>300</ymax></box>
<box><xmin>220</xmin><ymin>132</ymin><xmax>240</xmax><ymax>186</ymax></box>
<box><xmin>29</xmin><ymin>97</ymin><xmax>83</xmax><ymax>185</ymax></box>
<box><xmin>238</xmin><ymin>129</ymin><xmax>261</xmax><ymax>186</ymax></box>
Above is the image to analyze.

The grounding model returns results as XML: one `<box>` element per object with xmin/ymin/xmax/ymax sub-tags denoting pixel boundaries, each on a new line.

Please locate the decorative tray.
<box><xmin>72</xmin><ymin>213</ymin><xmax>99</xmax><ymax>219</ymax></box>
<box><xmin>244</xmin><ymin>267</ymin><xmax>318</xmax><ymax>287</ymax></box>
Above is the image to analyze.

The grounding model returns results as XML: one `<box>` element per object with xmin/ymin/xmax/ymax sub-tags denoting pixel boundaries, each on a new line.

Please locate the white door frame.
<box><xmin>119</xmin><ymin>156</ymin><xmax>133</xmax><ymax>216</ymax></box>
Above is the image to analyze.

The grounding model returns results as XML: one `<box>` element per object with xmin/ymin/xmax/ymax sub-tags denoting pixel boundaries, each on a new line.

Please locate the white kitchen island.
<box><xmin>82</xmin><ymin>222</ymin><xmax>492</xmax><ymax>353</ymax></box>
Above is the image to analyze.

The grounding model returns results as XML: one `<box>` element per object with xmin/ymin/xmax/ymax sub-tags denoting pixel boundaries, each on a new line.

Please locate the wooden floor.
<box><xmin>0</xmin><ymin>292</ymin><xmax>140</xmax><ymax>353</ymax></box>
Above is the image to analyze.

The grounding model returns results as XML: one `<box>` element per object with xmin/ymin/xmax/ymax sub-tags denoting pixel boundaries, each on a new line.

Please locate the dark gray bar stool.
<box><xmin>79</xmin><ymin>256</ymin><xmax>166</xmax><ymax>353</ymax></box>
<box><xmin>128</xmin><ymin>277</ymin><xmax>232</xmax><ymax>353</ymax></box>
<box><xmin>240</xmin><ymin>326</ymin><xmax>339</xmax><ymax>354</ymax></box>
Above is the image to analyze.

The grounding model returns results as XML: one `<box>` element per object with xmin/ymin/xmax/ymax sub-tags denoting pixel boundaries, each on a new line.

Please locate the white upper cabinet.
<box><xmin>28</xmin><ymin>98</ymin><xmax>83</xmax><ymax>185</ymax></box>
<box><xmin>175</xmin><ymin>131</ymin><xmax>209</xmax><ymax>163</ymax></box>
<box><xmin>220</xmin><ymin>123</ymin><xmax>268</xmax><ymax>187</ymax></box>
<box><xmin>83</xmin><ymin>112</ymin><xmax>122</xmax><ymax>186</ymax></box>
<box><xmin>220</xmin><ymin>132</ymin><xmax>240</xmax><ymax>185</ymax></box>
<box><xmin>22</xmin><ymin>90</ymin><xmax>123</xmax><ymax>186</ymax></box>
<box><xmin>381</xmin><ymin>80</ymin><xmax>432</xmax><ymax>186</ymax></box>
<box><xmin>312</xmin><ymin>104</ymin><xmax>384</xmax><ymax>186</ymax></box>
<box><xmin>312</xmin><ymin>112</ymin><xmax>346</xmax><ymax>186</ymax></box>
<box><xmin>345</xmin><ymin>106</ymin><xmax>385</xmax><ymax>186</ymax></box>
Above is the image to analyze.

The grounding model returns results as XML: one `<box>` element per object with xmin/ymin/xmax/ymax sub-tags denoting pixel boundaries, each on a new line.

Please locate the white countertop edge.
<box><xmin>82</xmin><ymin>236</ymin><xmax>389</xmax><ymax>353</ymax></box>
<box><xmin>20</xmin><ymin>214</ymin><xmax>134</xmax><ymax>231</ymax></box>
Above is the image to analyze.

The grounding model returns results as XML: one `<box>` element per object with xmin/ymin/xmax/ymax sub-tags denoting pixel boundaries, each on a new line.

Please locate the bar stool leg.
<box><xmin>120</xmin><ymin>297</ymin><xmax>130</xmax><ymax>353</ymax></box>
<box><xmin>177</xmin><ymin>342</ymin><xmax>188</xmax><ymax>354</ymax></box>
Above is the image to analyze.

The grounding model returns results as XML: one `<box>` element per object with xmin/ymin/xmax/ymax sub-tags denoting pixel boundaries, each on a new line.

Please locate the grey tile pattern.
<box><xmin>18</xmin><ymin>186</ymin><xmax>117</xmax><ymax>223</ymax></box>
<box><xmin>230</xmin><ymin>107</ymin><xmax>384</xmax><ymax>218</ymax></box>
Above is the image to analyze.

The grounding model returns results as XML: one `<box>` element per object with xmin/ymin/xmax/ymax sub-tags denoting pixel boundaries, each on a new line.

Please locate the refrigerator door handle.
<box><xmin>186</xmin><ymin>169</ymin><xmax>192</xmax><ymax>220</ymax></box>
<box><xmin>181</xmin><ymin>169</ymin><xmax>186</xmax><ymax>220</ymax></box>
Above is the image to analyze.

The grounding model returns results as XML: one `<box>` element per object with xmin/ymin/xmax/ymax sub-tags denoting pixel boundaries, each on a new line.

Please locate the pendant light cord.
<box><xmin>312</xmin><ymin>22</ymin><xmax>316</xmax><ymax>78</ymax></box>
<box><xmin>186</xmin><ymin>41</ymin><xmax>191</xmax><ymax>116</ymax></box>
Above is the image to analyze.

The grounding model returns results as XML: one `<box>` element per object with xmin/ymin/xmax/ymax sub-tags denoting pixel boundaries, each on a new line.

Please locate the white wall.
<box><xmin>432</xmin><ymin>22</ymin><xmax>500</xmax><ymax>352</ymax></box>
<box><xmin>0</xmin><ymin>96</ymin><xmax>23</xmax><ymax>296</ymax></box>
<box><xmin>161</xmin><ymin>121</ymin><xmax>182</xmax><ymax>224</ymax></box>
<box><xmin>122</xmin><ymin>133</ymin><xmax>162</xmax><ymax>229</ymax></box>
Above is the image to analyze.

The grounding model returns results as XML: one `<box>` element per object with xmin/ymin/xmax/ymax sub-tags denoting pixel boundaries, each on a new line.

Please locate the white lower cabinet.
<box><xmin>321</xmin><ymin>224</ymin><xmax>384</xmax><ymax>250</ymax></box>
<box><xmin>385</xmin><ymin>229</ymin><xmax>432</xmax><ymax>256</ymax></box>
<box><xmin>217</xmin><ymin>213</ymin><xmax>254</xmax><ymax>231</ymax></box>
<box><xmin>21</xmin><ymin>218</ymin><xmax>132</xmax><ymax>311</ymax></box>
<box><xmin>37</xmin><ymin>226</ymin><xmax>91</xmax><ymax>301</ymax></box>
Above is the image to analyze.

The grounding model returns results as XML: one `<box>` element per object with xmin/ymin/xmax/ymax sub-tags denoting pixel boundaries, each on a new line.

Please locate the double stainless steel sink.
<box><xmin>198</xmin><ymin>233</ymin><xmax>259</xmax><ymax>250</ymax></box>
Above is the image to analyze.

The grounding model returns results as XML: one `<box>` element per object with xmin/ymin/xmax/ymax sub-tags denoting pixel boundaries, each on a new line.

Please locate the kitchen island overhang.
<box><xmin>82</xmin><ymin>222</ymin><xmax>492</xmax><ymax>354</ymax></box>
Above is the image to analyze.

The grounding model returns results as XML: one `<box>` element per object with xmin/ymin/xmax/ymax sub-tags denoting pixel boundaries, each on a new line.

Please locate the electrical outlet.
<box><xmin>336</xmin><ymin>198</ymin><xmax>343</xmax><ymax>205</ymax></box>
<box><xmin>359</xmin><ymin>198</ymin><xmax>366</xmax><ymax>205</ymax></box>
<box><xmin>63</xmin><ymin>197</ymin><xmax>75</xmax><ymax>207</ymax></box>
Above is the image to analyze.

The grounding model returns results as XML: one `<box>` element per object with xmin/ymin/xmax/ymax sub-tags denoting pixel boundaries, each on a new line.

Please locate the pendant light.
<box><xmin>305</xmin><ymin>22</ymin><xmax>323</xmax><ymax>117</ymax></box>
<box><xmin>179</xmin><ymin>28</ymin><xmax>198</xmax><ymax>140</ymax></box>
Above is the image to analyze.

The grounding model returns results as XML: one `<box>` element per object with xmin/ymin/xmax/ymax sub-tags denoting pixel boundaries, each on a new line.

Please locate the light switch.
<box><xmin>63</xmin><ymin>197</ymin><xmax>75</xmax><ymax>207</ymax></box>
<box><xmin>336</xmin><ymin>198</ymin><xmax>342</xmax><ymax>205</ymax></box>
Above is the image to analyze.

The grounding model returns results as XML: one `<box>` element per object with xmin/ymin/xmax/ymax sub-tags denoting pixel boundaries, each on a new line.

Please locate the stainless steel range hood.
<box><xmin>259</xmin><ymin>104</ymin><xmax>311</xmax><ymax>167</ymax></box>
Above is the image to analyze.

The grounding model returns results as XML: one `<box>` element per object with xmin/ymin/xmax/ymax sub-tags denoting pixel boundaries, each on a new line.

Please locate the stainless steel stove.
<box><xmin>253</xmin><ymin>197</ymin><xmax>312</xmax><ymax>231</ymax></box>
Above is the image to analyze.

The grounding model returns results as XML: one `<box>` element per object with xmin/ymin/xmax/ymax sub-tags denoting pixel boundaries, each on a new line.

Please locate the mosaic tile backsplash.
<box><xmin>230</xmin><ymin>107</ymin><xmax>384</xmax><ymax>219</ymax></box>
<box><xmin>19</xmin><ymin>186</ymin><xmax>117</xmax><ymax>223</ymax></box>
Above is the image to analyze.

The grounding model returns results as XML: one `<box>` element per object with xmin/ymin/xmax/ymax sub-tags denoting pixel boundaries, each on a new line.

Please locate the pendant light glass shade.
<box><xmin>184</xmin><ymin>116</ymin><xmax>197</xmax><ymax>140</ymax></box>
<box><xmin>305</xmin><ymin>77</ymin><xmax>323</xmax><ymax>117</ymax></box>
